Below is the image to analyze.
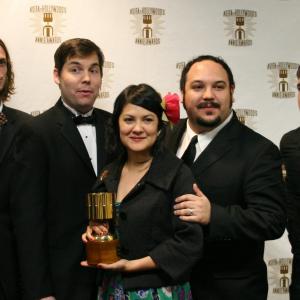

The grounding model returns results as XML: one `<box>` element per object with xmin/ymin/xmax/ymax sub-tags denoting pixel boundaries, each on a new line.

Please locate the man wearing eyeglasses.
<box><xmin>0</xmin><ymin>39</ymin><xmax>31</xmax><ymax>300</ymax></box>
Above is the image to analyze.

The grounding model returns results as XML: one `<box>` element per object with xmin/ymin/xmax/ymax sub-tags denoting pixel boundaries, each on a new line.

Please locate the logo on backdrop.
<box><xmin>30</xmin><ymin>5</ymin><xmax>66</xmax><ymax>44</ymax></box>
<box><xmin>99</xmin><ymin>61</ymin><xmax>114</xmax><ymax>99</ymax></box>
<box><xmin>268</xmin><ymin>258</ymin><xmax>292</xmax><ymax>294</ymax></box>
<box><xmin>235</xmin><ymin>108</ymin><xmax>257</xmax><ymax>128</ymax></box>
<box><xmin>176</xmin><ymin>62</ymin><xmax>185</xmax><ymax>80</ymax></box>
<box><xmin>130</xmin><ymin>7</ymin><xmax>165</xmax><ymax>45</ymax></box>
<box><xmin>267</xmin><ymin>62</ymin><xmax>298</xmax><ymax>98</ymax></box>
<box><xmin>223</xmin><ymin>9</ymin><xmax>257</xmax><ymax>46</ymax></box>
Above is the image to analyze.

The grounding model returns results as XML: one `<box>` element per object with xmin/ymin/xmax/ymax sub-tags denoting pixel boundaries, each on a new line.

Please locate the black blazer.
<box><xmin>93</xmin><ymin>149</ymin><xmax>203</xmax><ymax>290</ymax></box>
<box><xmin>0</xmin><ymin>105</ymin><xmax>31</xmax><ymax>300</ymax></box>
<box><xmin>12</xmin><ymin>100</ymin><xmax>111</xmax><ymax>300</ymax></box>
<box><xmin>165</xmin><ymin>112</ymin><xmax>286</xmax><ymax>300</ymax></box>
<box><xmin>280</xmin><ymin>127</ymin><xmax>300</xmax><ymax>251</ymax></box>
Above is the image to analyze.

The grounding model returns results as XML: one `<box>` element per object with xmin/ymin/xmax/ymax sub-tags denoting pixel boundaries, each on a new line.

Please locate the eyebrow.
<box><xmin>67</xmin><ymin>61</ymin><xmax>100</xmax><ymax>67</ymax></box>
<box><xmin>191</xmin><ymin>80</ymin><xmax>227</xmax><ymax>84</ymax></box>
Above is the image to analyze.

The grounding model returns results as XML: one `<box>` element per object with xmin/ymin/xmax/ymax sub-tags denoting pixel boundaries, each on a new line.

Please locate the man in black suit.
<box><xmin>167</xmin><ymin>55</ymin><xmax>286</xmax><ymax>300</ymax></box>
<box><xmin>13</xmin><ymin>38</ymin><xmax>111</xmax><ymax>300</ymax></box>
<box><xmin>280</xmin><ymin>66</ymin><xmax>300</xmax><ymax>300</ymax></box>
<box><xmin>0</xmin><ymin>38</ymin><xmax>31</xmax><ymax>300</ymax></box>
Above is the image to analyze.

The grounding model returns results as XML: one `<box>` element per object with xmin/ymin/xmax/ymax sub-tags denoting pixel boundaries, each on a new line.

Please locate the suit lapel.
<box><xmin>55</xmin><ymin>100</ymin><xmax>95</xmax><ymax>176</ymax></box>
<box><xmin>94</xmin><ymin>109</ymin><xmax>106</xmax><ymax>175</ymax></box>
<box><xmin>166</xmin><ymin>119</ymin><xmax>187</xmax><ymax>153</ymax></box>
<box><xmin>192</xmin><ymin>115</ymin><xmax>240</xmax><ymax>175</ymax></box>
<box><xmin>0</xmin><ymin>106</ymin><xmax>18</xmax><ymax>164</ymax></box>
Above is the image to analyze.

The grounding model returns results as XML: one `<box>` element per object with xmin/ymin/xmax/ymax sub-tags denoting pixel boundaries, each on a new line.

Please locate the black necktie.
<box><xmin>181</xmin><ymin>135</ymin><xmax>198</xmax><ymax>167</ymax></box>
<box><xmin>73</xmin><ymin>113</ymin><xmax>96</xmax><ymax>126</ymax></box>
<box><xmin>0</xmin><ymin>112</ymin><xmax>8</xmax><ymax>126</ymax></box>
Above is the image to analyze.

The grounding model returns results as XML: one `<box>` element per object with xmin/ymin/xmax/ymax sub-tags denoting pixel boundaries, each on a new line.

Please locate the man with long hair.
<box><xmin>0</xmin><ymin>38</ymin><xmax>31</xmax><ymax>300</ymax></box>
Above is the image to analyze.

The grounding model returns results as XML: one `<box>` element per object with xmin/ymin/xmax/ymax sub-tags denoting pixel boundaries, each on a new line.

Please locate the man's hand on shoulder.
<box><xmin>174</xmin><ymin>183</ymin><xmax>211</xmax><ymax>224</ymax></box>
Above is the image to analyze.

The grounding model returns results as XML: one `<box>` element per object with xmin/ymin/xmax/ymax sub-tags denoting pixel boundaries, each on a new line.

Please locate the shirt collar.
<box><xmin>0</xmin><ymin>101</ymin><xmax>3</xmax><ymax>113</ymax></box>
<box><xmin>61</xmin><ymin>98</ymin><xmax>94</xmax><ymax>117</ymax></box>
<box><xmin>186</xmin><ymin>110</ymin><xmax>233</xmax><ymax>141</ymax></box>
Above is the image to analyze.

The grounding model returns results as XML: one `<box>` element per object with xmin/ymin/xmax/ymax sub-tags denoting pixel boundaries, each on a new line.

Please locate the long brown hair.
<box><xmin>0</xmin><ymin>39</ymin><xmax>15</xmax><ymax>102</ymax></box>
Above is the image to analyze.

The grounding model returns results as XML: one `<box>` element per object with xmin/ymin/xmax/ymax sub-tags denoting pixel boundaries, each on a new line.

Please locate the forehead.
<box><xmin>121</xmin><ymin>103</ymin><xmax>156</xmax><ymax>116</ymax></box>
<box><xmin>0</xmin><ymin>46</ymin><xmax>6</xmax><ymax>59</ymax></box>
<box><xmin>187</xmin><ymin>60</ymin><xmax>229</xmax><ymax>83</ymax></box>
<box><xmin>64</xmin><ymin>52</ymin><xmax>99</xmax><ymax>65</ymax></box>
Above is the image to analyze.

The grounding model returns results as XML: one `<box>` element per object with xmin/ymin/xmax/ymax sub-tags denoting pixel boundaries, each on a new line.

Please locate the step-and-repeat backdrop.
<box><xmin>1</xmin><ymin>0</ymin><xmax>297</xmax><ymax>298</ymax></box>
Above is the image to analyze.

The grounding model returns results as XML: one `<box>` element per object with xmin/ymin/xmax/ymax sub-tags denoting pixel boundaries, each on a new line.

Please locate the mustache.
<box><xmin>196</xmin><ymin>101</ymin><xmax>220</xmax><ymax>109</ymax></box>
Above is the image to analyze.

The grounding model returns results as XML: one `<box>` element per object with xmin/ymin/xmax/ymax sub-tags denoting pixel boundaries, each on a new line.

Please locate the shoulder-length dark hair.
<box><xmin>0</xmin><ymin>39</ymin><xmax>15</xmax><ymax>102</ymax></box>
<box><xmin>107</xmin><ymin>83</ymin><xmax>166</xmax><ymax>160</ymax></box>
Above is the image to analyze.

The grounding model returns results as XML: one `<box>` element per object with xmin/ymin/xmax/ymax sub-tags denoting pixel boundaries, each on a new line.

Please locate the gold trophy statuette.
<box><xmin>86</xmin><ymin>192</ymin><xmax>119</xmax><ymax>265</ymax></box>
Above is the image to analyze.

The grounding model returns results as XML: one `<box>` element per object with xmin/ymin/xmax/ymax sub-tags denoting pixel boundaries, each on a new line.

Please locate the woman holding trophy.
<box><xmin>82</xmin><ymin>84</ymin><xmax>203</xmax><ymax>299</ymax></box>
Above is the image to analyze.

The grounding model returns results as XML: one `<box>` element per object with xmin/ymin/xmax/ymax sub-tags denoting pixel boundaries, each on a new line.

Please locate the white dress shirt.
<box><xmin>62</xmin><ymin>100</ymin><xmax>98</xmax><ymax>175</ymax></box>
<box><xmin>177</xmin><ymin>111</ymin><xmax>233</xmax><ymax>162</ymax></box>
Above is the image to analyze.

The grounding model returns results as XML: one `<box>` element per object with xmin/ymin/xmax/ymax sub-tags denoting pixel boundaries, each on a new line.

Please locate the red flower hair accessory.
<box><xmin>161</xmin><ymin>92</ymin><xmax>180</xmax><ymax>125</ymax></box>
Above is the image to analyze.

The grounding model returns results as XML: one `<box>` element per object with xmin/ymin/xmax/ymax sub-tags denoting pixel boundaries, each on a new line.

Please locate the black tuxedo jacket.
<box><xmin>165</xmin><ymin>112</ymin><xmax>286</xmax><ymax>300</ymax></box>
<box><xmin>0</xmin><ymin>105</ymin><xmax>31</xmax><ymax>300</ymax></box>
<box><xmin>12</xmin><ymin>100</ymin><xmax>112</xmax><ymax>300</ymax></box>
<box><xmin>280</xmin><ymin>127</ymin><xmax>300</xmax><ymax>250</ymax></box>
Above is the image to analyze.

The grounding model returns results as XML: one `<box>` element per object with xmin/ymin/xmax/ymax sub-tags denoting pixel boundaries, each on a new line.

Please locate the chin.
<box><xmin>196</xmin><ymin>116</ymin><xmax>222</xmax><ymax>128</ymax></box>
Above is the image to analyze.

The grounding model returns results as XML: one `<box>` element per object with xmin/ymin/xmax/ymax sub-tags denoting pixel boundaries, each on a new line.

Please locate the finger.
<box><xmin>80</xmin><ymin>261</ymin><xmax>95</xmax><ymax>268</ymax></box>
<box><xmin>96</xmin><ymin>263</ymin><xmax>111</xmax><ymax>269</ymax></box>
<box><xmin>175</xmin><ymin>193</ymin><xmax>194</xmax><ymax>203</ymax></box>
<box><xmin>92</xmin><ymin>225</ymin><xmax>103</xmax><ymax>236</ymax></box>
<box><xmin>85</xmin><ymin>226</ymin><xmax>95</xmax><ymax>241</ymax></box>
<box><xmin>178</xmin><ymin>215</ymin><xmax>198</xmax><ymax>222</ymax></box>
<box><xmin>193</xmin><ymin>183</ymin><xmax>204</xmax><ymax>197</ymax></box>
<box><xmin>82</xmin><ymin>233</ymin><xmax>88</xmax><ymax>243</ymax></box>
<box><xmin>174</xmin><ymin>208</ymin><xmax>193</xmax><ymax>217</ymax></box>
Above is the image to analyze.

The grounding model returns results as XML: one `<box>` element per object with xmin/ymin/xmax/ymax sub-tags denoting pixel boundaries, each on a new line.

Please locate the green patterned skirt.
<box><xmin>97</xmin><ymin>273</ymin><xmax>192</xmax><ymax>300</ymax></box>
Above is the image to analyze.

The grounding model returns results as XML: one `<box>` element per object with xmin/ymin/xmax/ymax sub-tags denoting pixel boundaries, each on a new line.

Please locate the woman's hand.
<box><xmin>81</xmin><ymin>256</ymin><xmax>157</xmax><ymax>272</ymax></box>
<box><xmin>80</xmin><ymin>259</ymin><xmax>130</xmax><ymax>271</ymax></box>
<box><xmin>81</xmin><ymin>222</ymin><xmax>109</xmax><ymax>243</ymax></box>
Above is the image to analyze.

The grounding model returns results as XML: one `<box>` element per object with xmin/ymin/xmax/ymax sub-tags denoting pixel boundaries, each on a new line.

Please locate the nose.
<box><xmin>132</xmin><ymin>121</ymin><xmax>143</xmax><ymax>133</ymax></box>
<box><xmin>203</xmin><ymin>87</ymin><xmax>214</xmax><ymax>99</ymax></box>
<box><xmin>82</xmin><ymin>70</ymin><xmax>91</xmax><ymax>83</ymax></box>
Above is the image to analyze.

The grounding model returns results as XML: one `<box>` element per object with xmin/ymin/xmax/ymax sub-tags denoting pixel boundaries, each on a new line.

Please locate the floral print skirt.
<box><xmin>97</xmin><ymin>273</ymin><xmax>192</xmax><ymax>300</ymax></box>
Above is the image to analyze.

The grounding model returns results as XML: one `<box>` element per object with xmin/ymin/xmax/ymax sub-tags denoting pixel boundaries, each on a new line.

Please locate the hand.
<box><xmin>174</xmin><ymin>183</ymin><xmax>211</xmax><ymax>224</ymax></box>
<box><xmin>81</xmin><ymin>259</ymin><xmax>130</xmax><ymax>271</ymax></box>
<box><xmin>82</xmin><ymin>222</ymin><xmax>109</xmax><ymax>243</ymax></box>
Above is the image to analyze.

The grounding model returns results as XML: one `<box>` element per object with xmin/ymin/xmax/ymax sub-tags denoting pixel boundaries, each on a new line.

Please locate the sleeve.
<box><xmin>149</xmin><ymin>163</ymin><xmax>203</xmax><ymax>281</ymax></box>
<box><xmin>10</xmin><ymin>125</ymin><xmax>54</xmax><ymax>299</ymax></box>
<box><xmin>208</xmin><ymin>142</ymin><xmax>286</xmax><ymax>242</ymax></box>
<box><xmin>280</xmin><ymin>132</ymin><xmax>300</xmax><ymax>247</ymax></box>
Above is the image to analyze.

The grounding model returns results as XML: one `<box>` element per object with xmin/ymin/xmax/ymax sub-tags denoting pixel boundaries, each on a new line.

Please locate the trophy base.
<box><xmin>86</xmin><ymin>239</ymin><xmax>119</xmax><ymax>265</ymax></box>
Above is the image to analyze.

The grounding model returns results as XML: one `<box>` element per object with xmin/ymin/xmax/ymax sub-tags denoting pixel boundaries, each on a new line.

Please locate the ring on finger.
<box><xmin>187</xmin><ymin>208</ymin><xmax>193</xmax><ymax>216</ymax></box>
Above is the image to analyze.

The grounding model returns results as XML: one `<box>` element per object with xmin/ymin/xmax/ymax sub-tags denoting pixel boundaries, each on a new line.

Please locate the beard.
<box><xmin>195</xmin><ymin>101</ymin><xmax>222</xmax><ymax>127</ymax></box>
<box><xmin>183</xmin><ymin>94</ymin><xmax>233</xmax><ymax>129</ymax></box>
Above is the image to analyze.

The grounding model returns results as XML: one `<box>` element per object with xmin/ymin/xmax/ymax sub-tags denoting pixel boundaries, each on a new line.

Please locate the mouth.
<box><xmin>196</xmin><ymin>101</ymin><xmax>220</xmax><ymax>109</ymax></box>
<box><xmin>77</xmin><ymin>90</ymin><xmax>93</xmax><ymax>96</ymax></box>
<box><xmin>129</xmin><ymin>136</ymin><xmax>145</xmax><ymax>142</ymax></box>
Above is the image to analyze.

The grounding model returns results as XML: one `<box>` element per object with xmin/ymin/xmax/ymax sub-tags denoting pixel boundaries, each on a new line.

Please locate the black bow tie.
<box><xmin>73</xmin><ymin>114</ymin><xmax>96</xmax><ymax>126</ymax></box>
